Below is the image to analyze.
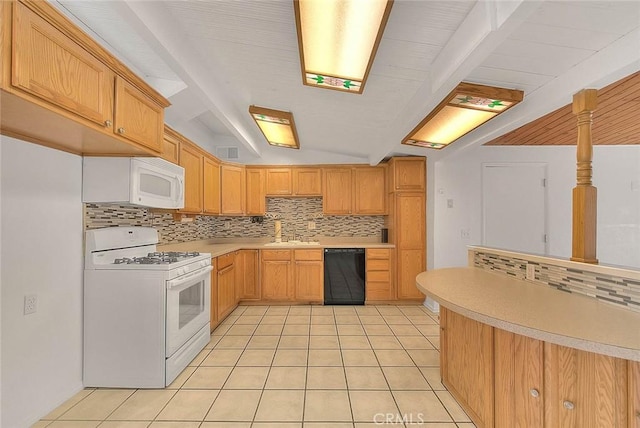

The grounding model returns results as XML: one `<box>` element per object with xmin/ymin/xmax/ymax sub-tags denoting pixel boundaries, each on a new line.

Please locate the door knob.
<box><xmin>529</xmin><ymin>388</ymin><xmax>539</xmax><ymax>398</ymax></box>
<box><xmin>563</xmin><ymin>400</ymin><xmax>575</xmax><ymax>410</ymax></box>
<box><xmin>104</xmin><ymin>120</ymin><xmax>112</xmax><ymax>127</ymax></box>
<box><xmin>117</xmin><ymin>127</ymin><xmax>126</xmax><ymax>134</ymax></box>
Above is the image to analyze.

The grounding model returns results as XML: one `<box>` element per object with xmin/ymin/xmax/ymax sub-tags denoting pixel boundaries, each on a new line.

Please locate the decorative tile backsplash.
<box><xmin>85</xmin><ymin>198</ymin><xmax>385</xmax><ymax>244</ymax></box>
<box><xmin>474</xmin><ymin>250</ymin><xmax>640</xmax><ymax>313</ymax></box>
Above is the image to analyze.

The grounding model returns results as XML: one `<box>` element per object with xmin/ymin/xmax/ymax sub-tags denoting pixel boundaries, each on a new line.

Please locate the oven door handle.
<box><xmin>167</xmin><ymin>266</ymin><xmax>213</xmax><ymax>291</ymax></box>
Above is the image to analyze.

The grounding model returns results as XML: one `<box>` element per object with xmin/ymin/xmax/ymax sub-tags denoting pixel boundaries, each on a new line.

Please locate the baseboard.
<box><xmin>423</xmin><ymin>297</ymin><xmax>440</xmax><ymax>313</ymax></box>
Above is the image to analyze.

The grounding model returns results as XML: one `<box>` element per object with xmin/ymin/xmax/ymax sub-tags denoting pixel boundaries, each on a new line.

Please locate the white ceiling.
<box><xmin>53</xmin><ymin>0</ymin><xmax>640</xmax><ymax>165</ymax></box>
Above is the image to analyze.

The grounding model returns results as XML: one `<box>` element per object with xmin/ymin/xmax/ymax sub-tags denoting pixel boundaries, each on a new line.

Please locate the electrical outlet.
<box><xmin>24</xmin><ymin>294</ymin><xmax>37</xmax><ymax>315</ymax></box>
<box><xmin>447</xmin><ymin>199</ymin><xmax>454</xmax><ymax>208</ymax></box>
<box><xmin>460</xmin><ymin>229</ymin><xmax>471</xmax><ymax>240</ymax></box>
<box><xmin>224</xmin><ymin>221</ymin><xmax>231</xmax><ymax>230</ymax></box>
<box><xmin>308</xmin><ymin>221</ymin><xmax>316</xmax><ymax>230</ymax></box>
<box><xmin>526</xmin><ymin>263</ymin><xmax>536</xmax><ymax>281</ymax></box>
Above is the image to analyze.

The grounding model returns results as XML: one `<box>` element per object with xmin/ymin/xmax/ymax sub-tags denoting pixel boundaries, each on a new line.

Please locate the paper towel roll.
<box><xmin>274</xmin><ymin>220</ymin><xmax>282</xmax><ymax>243</ymax></box>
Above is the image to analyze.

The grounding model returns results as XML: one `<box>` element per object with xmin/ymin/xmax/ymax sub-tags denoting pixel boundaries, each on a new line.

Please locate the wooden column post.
<box><xmin>571</xmin><ymin>89</ymin><xmax>598</xmax><ymax>264</ymax></box>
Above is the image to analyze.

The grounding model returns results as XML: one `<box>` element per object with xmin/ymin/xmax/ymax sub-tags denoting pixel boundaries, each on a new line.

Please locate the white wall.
<box><xmin>432</xmin><ymin>145</ymin><xmax>640</xmax><ymax>269</ymax></box>
<box><xmin>1</xmin><ymin>136</ymin><xmax>84</xmax><ymax>427</ymax></box>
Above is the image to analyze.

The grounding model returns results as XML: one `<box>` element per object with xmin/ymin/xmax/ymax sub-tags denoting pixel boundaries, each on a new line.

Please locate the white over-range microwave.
<box><xmin>83</xmin><ymin>157</ymin><xmax>185</xmax><ymax>209</ymax></box>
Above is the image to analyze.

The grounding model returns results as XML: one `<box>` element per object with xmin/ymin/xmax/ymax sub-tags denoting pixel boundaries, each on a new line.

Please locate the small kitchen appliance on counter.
<box><xmin>84</xmin><ymin>227</ymin><xmax>212</xmax><ymax>388</ymax></box>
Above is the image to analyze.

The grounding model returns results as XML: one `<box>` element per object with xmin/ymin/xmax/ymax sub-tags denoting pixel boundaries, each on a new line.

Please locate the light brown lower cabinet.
<box><xmin>544</xmin><ymin>343</ymin><xmax>628</xmax><ymax>428</ymax></box>
<box><xmin>494</xmin><ymin>329</ymin><xmax>544</xmax><ymax>428</ymax></box>
<box><xmin>631</xmin><ymin>361</ymin><xmax>640</xmax><ymax>427</ymax></box>
<box><xmin>441</xmin><ymin>308</ymin><xmax>635</xmax><ymax>428</ymax></box>
<box><xmin>236</xmin><ymin>249</ymin><xmax>260</xmax><ymax>300</ymax></box>
<box><xmin>210</xmin><ymin>258</ymin><xmax>218</xmax><ymax>332</ymax></box>
<box><xmin>440</xmin><ymin>307</ymin><xmax>494</xmax><ymax>428</ymax></box>
<box><xmin>217</xmin><ymin>252</ymin><xmax>236</xmax><ymax>320</ymax></box>
<box><xmin>293</xmin><ymin>249</ymin><xmax>323</xmax><ymax>302</ymax></box>
<box><xmin>261</xmin><ymin>250</ymin><xmax>294</xmax><ymax>301</ymax></box>
<box><xmin>365</xmin><ymin>248</ymin><xmax>393</xmax><ymax>301</ymax></box>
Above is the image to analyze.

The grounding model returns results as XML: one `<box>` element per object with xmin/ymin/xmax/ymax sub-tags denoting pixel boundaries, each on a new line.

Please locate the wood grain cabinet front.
<box><xmin>365</xmin><ymin>248</ymin><xmax>393</xmax><ymax>301</ymax></box>
<box><xmin>261</xmin><ymin>250</ymin><xmax>294</xmax><ymax>301</ymax></box>
<box><xmin>293</xmin><ymin>249</ymin><xmax>323</xmax><ymax>302</ymax></box>
<box><xmin>353</xmin><ymin>166</ymin><xmax>386</xmax><ymax>214</ymax></box>
<box><xmin>440</xmin><ymin>307</ymin><xmax>494</xmax><ymax>428</ymax></box>
<box><xmin>221</xmin><ymin>164</ymin><xmax>246</xmax><ymax>215</ymax></box>
<box><xmin>293</xmin><ymin>168</ymin><xmax>322</xmax><ymax>196</ymax></box>
<box><xmin>265</xmin><ymin>168</ymin><xmax>293</xmax><ymax>196</ymax></box>
<box><xmin>203</xmin><ymin>156</ymin><xmax>221</xmax><ymax>215</ymax></box>
<box><xmin>494</xmin><ymin>329</ymin><xmax>544</xmax><ymax>428</ymax></box>
<box><xmin>544</xmin><ymin>343</ymin><xmax>629</xmax><ymax>428</ymax></box>
<box><xmin>5</xmin><ymin>2</ymin><xmax>168</xmax><ymax>155</ymax></box>
<box><xmin>178</xmin><ymin>141</ymin><xmax>204</xmax><ymax>214</ymax></box>
<box><xmin>217</xmin><ymin>253</ymin><xmax>237</xmax><ymax>320</ymax></box>
<box><xmin>236</xmin><ymin>249</ymin><xmax>260</xmax><ymax>300</ymax></box>
<box><xmin>323</xmin><ymin>168</ymin><xmax>353</xmax><ymax>215</ymax></box>
<box><xmin>631</xmin><ymin>361</ymin><xmax>640</xmax><ymax>428</ymax></box>
<box><xmin>246</xmin><ymin>168</ymin><xmax>266</xmax><ymax>215</ymax></box>
<box><xmin>210</xmin><ymin>258</ymin><xmax>218</xmax><ymax>332</ymax></box>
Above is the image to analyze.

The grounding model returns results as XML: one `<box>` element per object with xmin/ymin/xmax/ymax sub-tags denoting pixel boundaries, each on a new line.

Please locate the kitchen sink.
<box><xmin>264</xmin><ymin>241</ymin><xmax>320</xmax><ymax>246</ymax></box>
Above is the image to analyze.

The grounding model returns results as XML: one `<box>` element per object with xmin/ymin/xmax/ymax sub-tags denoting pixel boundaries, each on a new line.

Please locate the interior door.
<box><xmin>482</xmin><ymin>163</ymin><xmax>547</xmax><ymax>254</ymax></box>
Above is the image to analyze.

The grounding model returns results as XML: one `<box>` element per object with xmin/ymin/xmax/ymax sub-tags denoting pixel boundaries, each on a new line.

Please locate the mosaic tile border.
<box><xmin>85</xmin><ymin>197</ymin><xmax>385</xmax><ymax>245</ymax></box>
<box><xmin>473</xmin><ymin>250</ymin><xmax>640</xmax><ymax>313</ymax></box>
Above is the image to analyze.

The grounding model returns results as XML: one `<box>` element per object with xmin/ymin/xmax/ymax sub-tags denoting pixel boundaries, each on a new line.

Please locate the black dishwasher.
<box><xmin>324</xmin><ymin>248</ymin><xmax>365</xmax><ymax>305</ymax></box>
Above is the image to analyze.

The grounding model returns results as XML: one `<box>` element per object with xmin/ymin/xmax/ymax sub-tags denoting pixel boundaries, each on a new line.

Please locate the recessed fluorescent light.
<box><xmin>294</xmin><ymin>0</ymin><xmax>393</xmax><ymax>94</ymax></box>
<box><xmin>403</xmin><ymin>82</ymin><xmax>524</xmax><ymax>149</ymax></box>
<box><xmin>249</xmin><ymin>105</ymin><xmax>300</xmax><ymax>149</ymax></box>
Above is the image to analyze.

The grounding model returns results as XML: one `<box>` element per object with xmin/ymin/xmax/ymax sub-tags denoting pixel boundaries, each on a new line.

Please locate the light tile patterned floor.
<box><xmin>36</xmin><ymin>305</ymin><xmax>476</xmax><ymax>428</ymax></box>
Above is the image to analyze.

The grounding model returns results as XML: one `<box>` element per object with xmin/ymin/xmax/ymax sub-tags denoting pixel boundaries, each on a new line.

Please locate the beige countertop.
<box><xmin>159</xmin><ymin>238</ymin><xmax>394</xmax><ymax>258</ymax></box>
<box><xmin>416</xmin><ymin>267</ymin><xmax>640</xmax><ymax>362</ymax></box>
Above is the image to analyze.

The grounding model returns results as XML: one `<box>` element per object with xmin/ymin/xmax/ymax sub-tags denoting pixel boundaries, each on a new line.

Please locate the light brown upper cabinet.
<box><xmin>264</xmin><ymin>167</ymin><xmax>322</xmax><ymax>196</ymax></box>
<box><xmin>323</xmin><ymin>168</ymin><xmax>353</xmax><ymax>215</ymax></box>
<box><xmin>353</xmin><ymin>166</ymin><xmax>386</xmax><ymax>214</ymax></box>
<box><xmin>113</xmin><ymin>77</ymin><xmax>163</xmax><ymax>152</ymax></box>
<box><xmin>246</xmin><ymin>167</ymin><xmax>266</xmax><ymax>215</ymax></box>
<box><xmin>293</xmin><ymin>168</ymin><xmax>322</xmax><ymax>196</ymax></box>
<box><xmin>203</xmin><ymin>155</ymin><xmax>221</xmax><ymax>215</ymax></box>
<box><xmin>3</xmin><ymin>1</ymin><xmax>169</xmax><ymax>156</ymax></box>
<box><xmin>388</xmin><ymin>157</ymin><xmax>426</xmax><ymax>192</ymax></box>
<box><xmin>178</xmin><ymin>140</ymin><xmax>204</xmax><ymax>214</ymax></box>
<box><xmin>221</xmin><ymin>164</ymin><xmax>246</xmax><ymax>215</ymax></box>
<box><xmin>161</xmin><ymin>128</ymin><xmax>180</xmax><ymax>164</ymax></box>
<box><xmin>265</xmin><ymin>168</ymin><xmax>293</xmax><ymax>196</ymax></box>
<box><xmin>323</xmin><ymin>166</ymin><xmax>386</xmax><ymax>215</ymax></box>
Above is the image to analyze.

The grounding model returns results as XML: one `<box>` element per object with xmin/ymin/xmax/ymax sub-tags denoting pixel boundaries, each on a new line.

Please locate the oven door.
<box><xmin>165</xmin><ymin>265</ymin><xmax>212</xmax><ymax>357</ymax></box>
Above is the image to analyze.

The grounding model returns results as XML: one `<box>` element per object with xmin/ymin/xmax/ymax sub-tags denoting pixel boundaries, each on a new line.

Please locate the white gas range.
<box><xmin>84</xmin><ymin>227</ymin><xmax>212</xmax><ymax>388</ymax></box>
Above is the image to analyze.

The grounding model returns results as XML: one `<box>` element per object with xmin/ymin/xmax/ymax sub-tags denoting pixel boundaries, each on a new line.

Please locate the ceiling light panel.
<box><xmin>295</xmin><ymin>0</ymin><xmax>393</xmax><ymax>93</ymax></box>
<box><xmin>249</xmin><ymin>106</ymin><xmax>300</xmax><ymax>149</ymax></box>
<box><xmin>403</xmin><ymin>82</ymin><xmax>524</xmax><ymax>149</ymax></box>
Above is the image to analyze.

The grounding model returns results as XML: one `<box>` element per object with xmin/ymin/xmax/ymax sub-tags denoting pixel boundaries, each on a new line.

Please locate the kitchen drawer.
<box><xmin>367</xmin><ymin>270</ymin><xmax>390</xmax><ymax>282</ymax></box>
<box><xmin>366</xmin><ymin>259</ymin><xmax>390</xmax><ymax>271</ymax></box>
<box><xmin>367</xmin><ymin>248</ymin><xmax>391</xmax><ymax>259</ymax></box>
<box><xmin>218</xmin><ymin>252</ymin><xmax>235</xmax><ymax>269</ymax></box>
<box><xmin>294</xmin><ymin>249</ymin><xmax>323</xmax><ymax>261</ymax></box>
<box><xmin>261</xmin><ymin>249</ymin><xmax>292</xmax><ymax>261</ymax></box>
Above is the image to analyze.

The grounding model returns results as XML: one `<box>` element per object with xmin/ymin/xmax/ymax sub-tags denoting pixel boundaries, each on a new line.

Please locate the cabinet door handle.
<box><xmin>104</xmin><ymin>120</ymin><xmax>112</xmax><ymax>127</ymax></box>
<box><xmin>117</xmin><ymin>127</ymin><xmax>126</xmax><ymax>134</ymax></box>
<box><xmin>563</xmin><ymin>400</ymin><xmax>575</xmax><ymax>410</ymax></box>
<box><xmin>529</xmin><ymin>388</ymin><xmax>539</xmax><ymax>398</ymax></box>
